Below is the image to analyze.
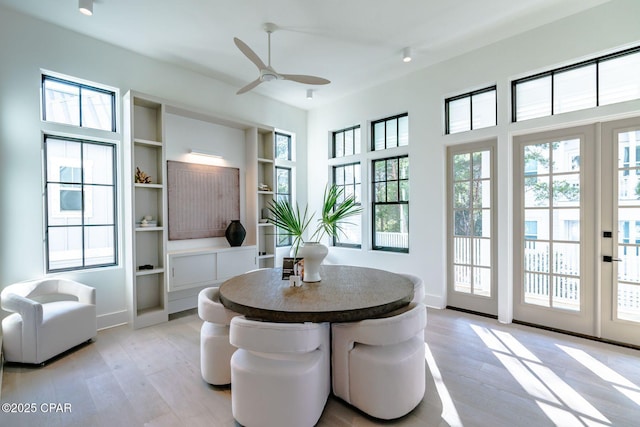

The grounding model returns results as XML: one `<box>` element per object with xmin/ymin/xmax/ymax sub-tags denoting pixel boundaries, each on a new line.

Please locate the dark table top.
<box><xmin>219</xmin><ymin>265</ymin><xmax>414</xmax><ymax>323</ymax></box>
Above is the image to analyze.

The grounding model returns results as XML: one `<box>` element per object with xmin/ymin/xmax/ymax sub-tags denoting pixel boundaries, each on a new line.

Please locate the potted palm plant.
<box><xmin>266</xmin><ymin>184</ymin><xmax>362</xmax><ymax>282</ymax></box>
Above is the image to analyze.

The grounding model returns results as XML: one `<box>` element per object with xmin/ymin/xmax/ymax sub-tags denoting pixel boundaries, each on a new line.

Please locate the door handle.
<box><xmin>603</xmin><ymin>255</ymin><xmax>622</xmax><ymax>262</ymax></box>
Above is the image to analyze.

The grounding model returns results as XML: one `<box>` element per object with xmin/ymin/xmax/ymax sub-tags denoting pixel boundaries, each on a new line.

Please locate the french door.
<box><xmin>514</xmin><ymin>125</ymin><xmax>596</xmax><ymax>335</ymax></box>
<box><xmin>514</xmin><ymin>119</ymin><xmax>640</xmax><ymax>346</ymax></box>
<box><xmin>447</xmin><ymin>140</ymin><xmax>497</xmax><ymax>316</ymax></box>
<box><xmin>601</xmin><ymin>118</ymin><xmax>640</xmax><ymax>346</ymax></box>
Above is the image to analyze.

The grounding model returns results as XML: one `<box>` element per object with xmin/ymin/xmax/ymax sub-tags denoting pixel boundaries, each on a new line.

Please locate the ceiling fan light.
<box><xmin>79</xmin><ymin>0</ymin><xmax>93</xmax><ymax>16</ymax></box>
<box><xmin>306</xmin><ymin>89</ymin><xmax>313</xmax><ymax>99</ymax></box>
<box><xmin>402</xmin><ymin>47</ymin><xmax>412</xmax><ymax>63</ymax></box>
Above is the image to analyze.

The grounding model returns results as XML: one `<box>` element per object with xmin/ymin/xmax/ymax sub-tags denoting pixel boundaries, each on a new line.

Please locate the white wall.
<box><xmin>0</xmin><ymin>7</ymin><xmax>307</xmax><ymax>328</ymax></box>
<box><xmin>306</xmin><ymin>0</ymin><xmax>640</xmax><ymax>321</ymax></box>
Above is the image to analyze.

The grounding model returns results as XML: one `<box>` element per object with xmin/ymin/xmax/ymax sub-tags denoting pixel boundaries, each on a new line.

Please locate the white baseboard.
<box><xmin>97</xmin><ymin>310</ymin><xmax>129</xmax><ymax>331</ymax></box>
<box><xmin>425</xmin><ymin>292</ymin><xmax>446</xmax><ymax>309</ymax></box>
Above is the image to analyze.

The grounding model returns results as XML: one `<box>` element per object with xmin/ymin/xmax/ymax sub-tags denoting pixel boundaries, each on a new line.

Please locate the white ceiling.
<box><xmin>0</xmin><ymin>0</ymin><xmax>610</xmax><ymax>110</ymax></box>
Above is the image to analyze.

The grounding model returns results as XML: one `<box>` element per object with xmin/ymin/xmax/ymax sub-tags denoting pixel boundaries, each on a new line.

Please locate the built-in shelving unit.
<box><xmin>123</xmin><ymin>91</ymin><xmax>168</xmax><ymax>329</ymax></box>
<box><xmin>123</xmin><ymin>91</ymin><xmax>280</xmax><ymax>327</ymax></box>
<box><xmin>255</xmin><ymin>130</ymin><xmax>276</xmax><ymax>268</ymax></box>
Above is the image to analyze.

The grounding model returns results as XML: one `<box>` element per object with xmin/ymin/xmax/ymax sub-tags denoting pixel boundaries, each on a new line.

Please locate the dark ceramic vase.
<box><xmin>225</xmin><ymin>220</ymin><xmax>246</xmax><ymax>247</ymax></box>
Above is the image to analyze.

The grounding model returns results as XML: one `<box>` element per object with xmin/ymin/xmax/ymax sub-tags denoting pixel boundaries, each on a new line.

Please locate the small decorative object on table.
<box><xmin>135</xmin><ymin>167</ymin><xmax>152</xmax><ymax>184</ymax></box>
<box><xmin>225</xmin><ymin>220</ymin><xmax>246</xmax><ymax>247</ymax></box>
<box><xmin>282</xmin><ymin>257</ymin><xmax>304</xmax><ymax>281</ymax></box>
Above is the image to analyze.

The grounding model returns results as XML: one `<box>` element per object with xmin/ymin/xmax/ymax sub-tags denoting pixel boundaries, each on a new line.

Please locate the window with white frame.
<box><xmin>42</xmin><ymin>73</ymin><xmax>118</xmax><ymax>272</ymax></box>
<box><xmin>445</xmin><ymin>86</ymin><xmax>497</xmax><ymax>134</ymax></box>
<box><xmin>512</xmin><ymin>46</ymin><xmax>640</xmax><ymax>122</ymax></box>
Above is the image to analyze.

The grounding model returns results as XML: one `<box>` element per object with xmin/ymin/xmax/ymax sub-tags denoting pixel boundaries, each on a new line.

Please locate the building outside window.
<box><xmin>44</xmin><ymin>135</ymin><xmax>117</xmax><ymax>271</ymax></box>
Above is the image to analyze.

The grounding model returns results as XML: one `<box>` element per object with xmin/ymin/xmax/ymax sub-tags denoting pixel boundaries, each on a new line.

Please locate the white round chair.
<box><xmin>197</xmin><ymin>287</ymin><xmax>240</xmax><ymax>385</ymax></box>
<box><xmin>1</xmin><ymin>278</ymin><xmax>96</xmax><ymax>364</ymax></box>
<box><xmin>331</xmin><ymin>302</ymin><xmax>427</xmax><ymax>420</ymax></box>
<box><xmin>229</xmin><ymin>317</ymin><xmax>330</xmax><ymax>427</ymax></box>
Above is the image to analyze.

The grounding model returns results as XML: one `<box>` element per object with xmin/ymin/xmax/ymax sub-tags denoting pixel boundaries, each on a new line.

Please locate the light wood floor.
<box><xmin>1</xmin><ymin>308</ymin><xmax>639</xmax><ymax>427</ymax></box>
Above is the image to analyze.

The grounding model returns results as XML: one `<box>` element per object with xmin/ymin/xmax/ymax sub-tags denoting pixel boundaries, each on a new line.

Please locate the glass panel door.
<box><xmin>447</xmin><ymin>140</ymin><xmax>497</xmax><ymax>316</ymax></box>
<box><xmin>601</xmin><ymin>119</ymin><xmax>640</xmax><ymax>346</ymax></box>
<box><xmin>514</xmin><ymin>126</ymin><xmax>595</xmax><ymax>335</ymax></box>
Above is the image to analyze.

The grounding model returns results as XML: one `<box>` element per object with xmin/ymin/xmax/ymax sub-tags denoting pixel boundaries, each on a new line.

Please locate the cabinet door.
<box><xmin>217</xmin><ymin>248</ymin><xmax>257</xmax><ymax>281</ymax></box>
<box><xmin>168</xmin><ymin>252</ymin><xmax>217</xmax><ymax>291</ymax></box>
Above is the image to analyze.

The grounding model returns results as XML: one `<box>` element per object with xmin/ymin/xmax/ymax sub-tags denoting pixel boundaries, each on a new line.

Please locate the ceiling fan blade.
<box><xmin>236</xmin><ymin>78</ymin><xmax>263</xmax><ymax>95</ymax></box>
<box><xmin>234</xmin><ymin>37</ymin><xmax>268</xmax><ymax>70</ymax></box>
<box><xmin>280</xmin><ymin>74</ymin><xmax>330</xmax><ymax>85</ymax></box>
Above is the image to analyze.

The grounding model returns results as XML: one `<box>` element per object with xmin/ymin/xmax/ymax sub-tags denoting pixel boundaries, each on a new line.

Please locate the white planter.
<box><xmin>297</xmin><ymin>242</ymin><xmax>328</xmax><ymax>282</ymax></box>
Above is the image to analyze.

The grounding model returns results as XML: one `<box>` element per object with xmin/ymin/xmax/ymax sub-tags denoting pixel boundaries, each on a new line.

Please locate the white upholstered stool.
<box><xmin>197</xmin><ymin>287</ymin><xmax>240</xmax><ymax>385</ymax></box>
<box><xmin>331</xmin><ymin>302</ymin><xmax>427</xmax><ymax>420</ymax></box>
<box><xmin>1</xmin><ymin>278</ymin><xmax>96</xmax><ymax>364</ymax></box>
<box><xmin>230</xmin><ymin>317</ymin><xmax>330</xmax><ymax>427</ymax></box>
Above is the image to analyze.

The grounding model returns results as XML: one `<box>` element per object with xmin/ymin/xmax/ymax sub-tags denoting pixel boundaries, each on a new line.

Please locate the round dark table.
<box><xmin>219</xmin><ymin>265</ymin><xmax>414</xmax><ymax>322</ymax></box>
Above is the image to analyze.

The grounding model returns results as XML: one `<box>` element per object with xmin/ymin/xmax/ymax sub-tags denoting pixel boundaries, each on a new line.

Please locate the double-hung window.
<box><xmin>42</xmin><ymin>73</ymin><xmax>118</xmax><ymax>272</ymax></box>
<box><xmin>372</xmin><ymin>155</ymin><xmax>409</xmax><ymax>252</ymax></box>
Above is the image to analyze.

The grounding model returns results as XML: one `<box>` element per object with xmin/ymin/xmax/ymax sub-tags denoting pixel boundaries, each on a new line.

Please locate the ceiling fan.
<box><xmin>234</xmin><ymin>23</ymin><xmax>330</xmax><ymax>95</ymax></box>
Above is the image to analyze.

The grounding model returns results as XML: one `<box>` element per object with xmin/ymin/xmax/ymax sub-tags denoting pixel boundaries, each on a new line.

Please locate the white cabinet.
<box><xmin>124</xmin><ymin>91</ymin><xmax>168</xmax><ymax>329</ymax></box>
<box><xmin>167</xmin><ymin>246</ymin><xmax>257</xmax><ymax>292</ymax></box>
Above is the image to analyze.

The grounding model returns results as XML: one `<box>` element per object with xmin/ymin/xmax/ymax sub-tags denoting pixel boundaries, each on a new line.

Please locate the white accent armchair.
<box><xmin>331</xmin><ymin>302</ymin><xmax>427</xmax><ymax>420</ymax></box>
<box><xmin>230</xmin><ymin>317</ymin><xmax>330</xmax><ymax>427</ymax></box>
<box><xmin>197</xmin><ymin>286</ymin><xmax>240</xmax><ymax>385</ymax></box>
<box><xmin>1</xmin><ymin>278</ymin><xmax>97</xmax><ymax>364</ymax></box>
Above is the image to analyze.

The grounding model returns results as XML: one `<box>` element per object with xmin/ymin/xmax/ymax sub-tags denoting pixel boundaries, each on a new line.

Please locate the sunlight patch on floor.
<box><xmin>424</xmin><ymin>343</ymin><xmax>463</xmax><ymax>427</ymax></box>
<box><xmin>470</xmin><ymin>324</ymin><xmax>611</xmax><ymax>426</ymax></box>
<box><xmin>558</xmin><ymin>344</ymin><xmax>640</xmax><ymax>406</ymax></box>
